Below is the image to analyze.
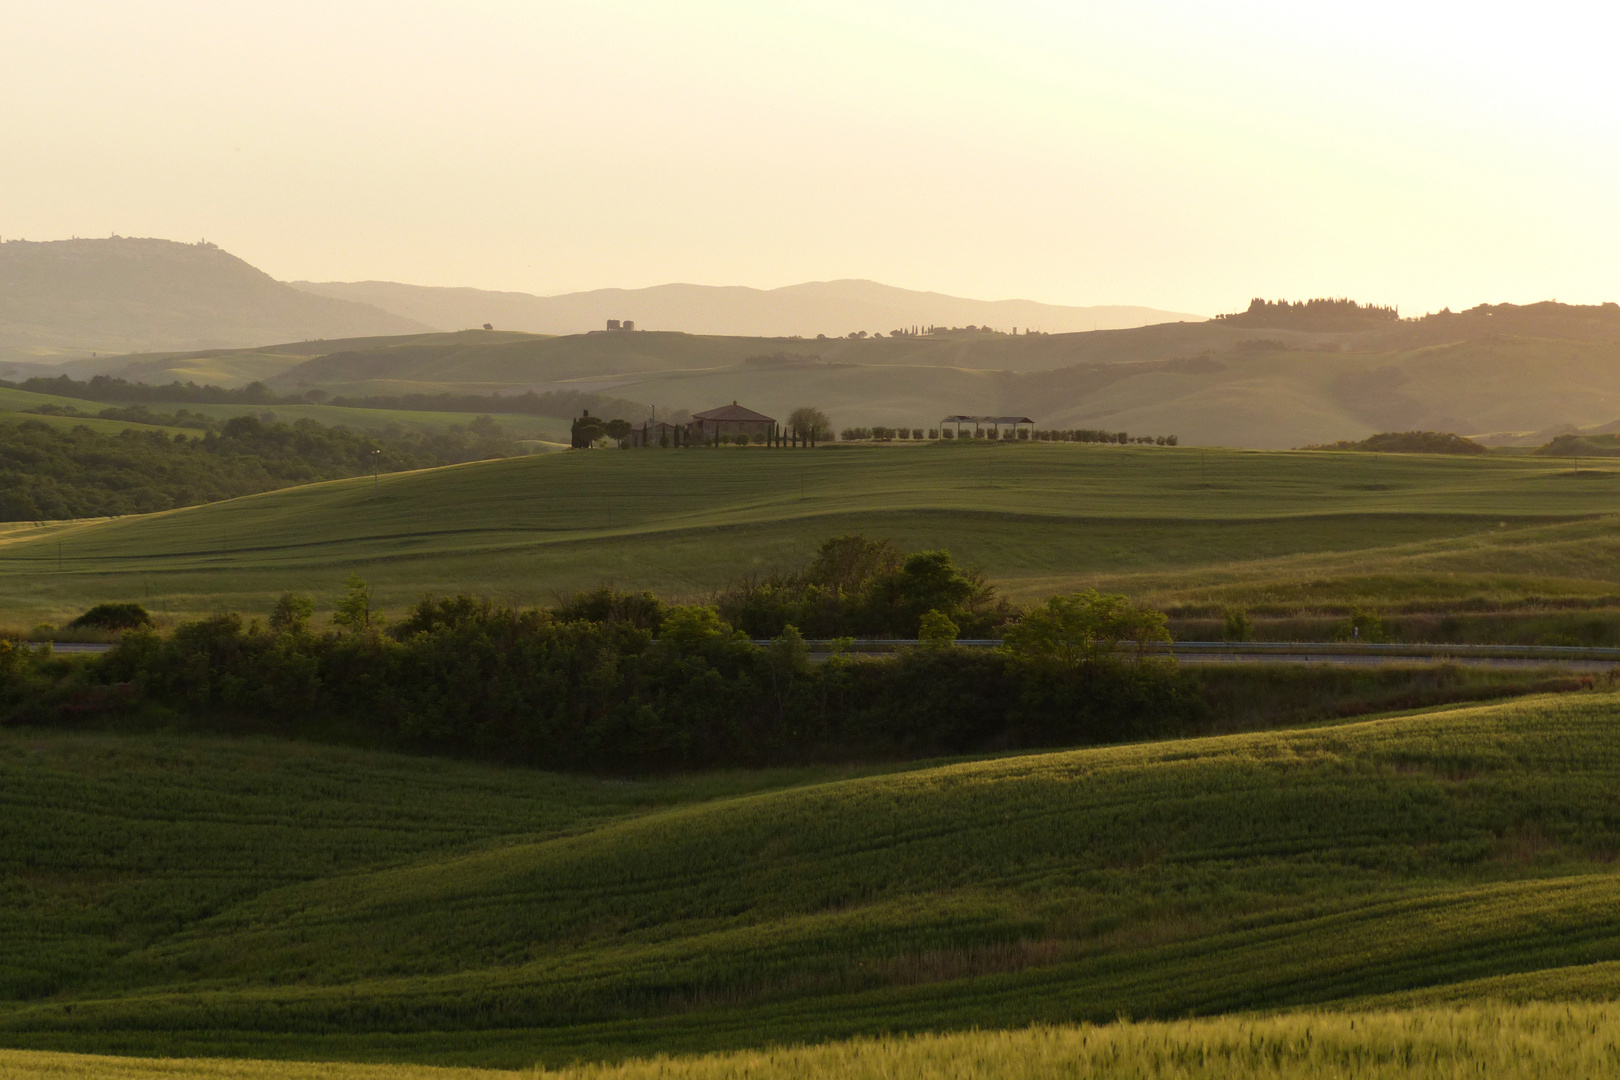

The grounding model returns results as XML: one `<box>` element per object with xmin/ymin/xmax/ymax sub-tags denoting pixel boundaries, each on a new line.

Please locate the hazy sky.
<box><xmin>4</xmin><ymin>0</ymin><xmax>1616</xmax><ymax>315</ymax></box>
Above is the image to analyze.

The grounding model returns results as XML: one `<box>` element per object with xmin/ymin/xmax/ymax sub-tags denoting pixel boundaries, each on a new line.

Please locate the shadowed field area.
<box><xmin>6</xmin><ymin>693</ymin><xmax>1620</xmax><ymax>1066</ymax></box>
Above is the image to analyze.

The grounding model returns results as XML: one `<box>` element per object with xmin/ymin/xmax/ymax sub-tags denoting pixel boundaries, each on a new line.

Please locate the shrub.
<box><xmin>269</xmin><ymin>593</ymin><xmax>315</xmax><ymax>634</ymax></box>
<box><xmin>918</xmin><ymin>609</ymin><xmax>959</xmax><ymax>648</ymax></box>
<box><xmin>68</xmin><ymin>603</ymin><xmax>154</xmax><ymax>632</ymax></box>
<box><xmin>331</xmin><ymin>575</ymin><xmax>377</xmax><ymax>632</ymax></box>
<box><xmin>1333</xmin><ymin>608</ymin><xmax>1390</xmax><ymax>643</ymax></box>
<box><xmin>1003</xmin><ymin>591</ymin><xmax>1171</xmax><ymax>672</ymax></box>
<box><xmin>552</xmin><ymin>587</ymin><xmax>666</xmax><ymax>631</ymax></box>
<box><xmin>716</xmin><ymin>535</ymin><xmax>1012</xmax><ymax>640</ymax></box>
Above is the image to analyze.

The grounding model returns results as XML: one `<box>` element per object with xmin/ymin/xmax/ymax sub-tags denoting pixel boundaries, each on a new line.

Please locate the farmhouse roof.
<box><xmin>942</xmin><ymin>414</ymin><xmax>1034</xmax><ymax>424</ymax></box>
<box><xmin>693</xmin><ymin>401</ymin><xmax>775</xmax><ymax>423</ymax></box>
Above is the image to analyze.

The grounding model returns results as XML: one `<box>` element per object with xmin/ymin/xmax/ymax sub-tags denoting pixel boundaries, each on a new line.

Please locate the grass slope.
<box><xmin>6</xmin><ymin>1003</ymin><xmax>1620</xmax><ymax>1078</ymax></box>
<box><xmin>1</xmin><ymin>443</ymin><xmax>1617</xmax><ymax>625</ymax></box>
<box><xmin>0</xmin><ymin>387</ymin><xmax>182</xmax><ymax>437</ymax></box>
<box><xmin>5</xmin><ymin>693</ymin><xmax>1620</xmax><ymax>1065</ymax></box>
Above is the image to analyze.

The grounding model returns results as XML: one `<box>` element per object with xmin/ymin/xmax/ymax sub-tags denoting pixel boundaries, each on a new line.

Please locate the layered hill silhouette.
<box><xmin>8</xmin><ymin>235</ymin><xmax>1619</xmax><ymax>447</ymax></box>
<box><xmin>49</xmin><ymin>300</ymin><xmax>1615</xmax><ymax>448</ymax></box>
<box><xmin>291</xmin><ymin>278</ymin><xmax>1205</xmax><ymax>337</ymax></box>
<box><xmin>0</xmin><ymin>237</ymin><xmax>426</xmax><ymax>361</ymax></box>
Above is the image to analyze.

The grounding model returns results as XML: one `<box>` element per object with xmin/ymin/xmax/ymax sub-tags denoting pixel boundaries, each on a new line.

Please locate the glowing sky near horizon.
<box><xmin>2</xmin><ymin>0</ymin><xmax>1616</xmax><ymax>315</ymax></box>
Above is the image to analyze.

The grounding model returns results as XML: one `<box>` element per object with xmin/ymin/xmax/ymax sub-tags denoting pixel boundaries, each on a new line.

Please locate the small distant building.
<box><xmin>627</xmin><ymin>420</ymin><xmax>682</xmax><ymax>447</ymax></box>
<box><xmin>689</xmin><ymin>401</ymin><xmax>775</xmax><ymax>442</ymax></box>
<box><xmin>606</xmin><ymin>319</ymin><xmax>621</xmax><ymax>331</ymax></box>
<box><xmin>605</xmin><ymin>319</ymin><xmax>637</xmax><ymax>332</ymax></box>
<box><xmin>941</xmin><ymin>414</ymin><xmax>1034</xmax><ymax>438</ymax></box>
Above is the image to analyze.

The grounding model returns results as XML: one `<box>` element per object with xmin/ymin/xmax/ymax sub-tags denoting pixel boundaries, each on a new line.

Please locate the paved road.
<box><xmin>31</xmin><ymin>640</ymin><xmax>1620</xmax><ymax>672</ymax></box>
<box><xmin>795</xmin><ymin>640</ymin><xmax>1620</xmax><ymax>671</ymax></box>
<box><xmin>1167</xmin><ymin>652</ymin><xmax>1617</xmax><ymax>672</ymax></box>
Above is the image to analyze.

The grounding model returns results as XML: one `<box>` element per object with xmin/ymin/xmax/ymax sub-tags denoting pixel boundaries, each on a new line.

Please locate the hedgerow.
<box><xmin>2</xmin><ymin>598</ymin><xmax>1196</xmax><ymax>771</ymax></box>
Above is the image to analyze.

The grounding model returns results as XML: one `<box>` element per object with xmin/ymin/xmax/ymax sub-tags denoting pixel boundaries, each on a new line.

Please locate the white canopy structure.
<box><xmin>941</xmin><ymin>414</ymin><xmax>1034</xmax><ymax>437</ymax></box>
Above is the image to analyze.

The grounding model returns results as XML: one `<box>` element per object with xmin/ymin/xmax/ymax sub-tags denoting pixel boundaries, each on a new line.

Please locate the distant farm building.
<box><xmin>690</xmin><ymin>401</ymin><xmax>776</xmax><ymax>442</ymax></box>
<box><xmin>605</xmin><ymin>319</ymin><xmax>636</xmax><ymax>331</ymax></box>
<box><xmin>627</xmin><ymin>420</ymin><xmax>683</xmax><ymax>447</ymax></box>
<box><xmin>942</xmin><ymin>414</ymin><xmax>1034</xmax><ymax>438</ymax></box>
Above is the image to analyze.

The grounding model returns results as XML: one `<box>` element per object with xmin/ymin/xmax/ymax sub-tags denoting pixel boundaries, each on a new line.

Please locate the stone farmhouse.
<box><xmin>688</xmin><ymin>402</ymin><xmax>776</xmax><ymax>442</ymax></box>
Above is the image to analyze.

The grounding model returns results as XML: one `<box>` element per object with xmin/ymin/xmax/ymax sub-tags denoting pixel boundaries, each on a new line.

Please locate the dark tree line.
<box><xmin>0</xmin><ymin>587</ymin><xmax>1198</xmax><ymax>773</ymax></box>
<box><xmin>1215</xmin><ymin>297</ymin><xmax>1400</xmax><ymax>329</ymax></box>
<box><xmin>1303</xmin><ymin>431</ymin><xmax>1485</xmax><ymax>455</ymax></box>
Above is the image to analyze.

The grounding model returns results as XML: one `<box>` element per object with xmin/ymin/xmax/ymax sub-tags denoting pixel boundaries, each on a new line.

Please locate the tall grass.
<box><xmin>538</xmin><ymin>1005</ymin><xmax>1620</xmax><ymax>1079</ymax></box>
<box><xmin>5</xmin><ymin>1004</ymin><xmax>1620</xmax><ymax>1078</ymax></box>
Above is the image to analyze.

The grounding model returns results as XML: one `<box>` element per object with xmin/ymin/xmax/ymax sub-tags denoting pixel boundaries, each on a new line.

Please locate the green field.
<box><xmin>5</xmin><ymin>692</ymin><xmax>1620</xmax><ymax>1067</ymax></box>
<box><xmin>0</xmin><ymin>386</ymin><xmax>182</xmax><ymax>437</ymax></box>
<box><xmin>3</xmin><ymin>442</ymin><xmax>1620</xmax><ymax>626</ymax></box>
<box><xmin>0</xmin><ymin>380</ymin><xmax>570</xmax><ymax>443</ymax></box>
<box><xmin>6</xmin><ymin>1003</ymin><xmax>1620</xmax><ymax>1078</ymax></box>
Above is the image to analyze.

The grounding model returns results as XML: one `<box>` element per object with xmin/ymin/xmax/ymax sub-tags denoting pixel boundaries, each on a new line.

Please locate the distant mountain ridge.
<box><xmin>289</xmin><ymin>278</ymin><xmax>1205</xmax><ymax>338</ymax></box>
<box><xmin>0</xmin><ymin>237</ymin><xmax>427</xmax><ymax>361</ymax></box>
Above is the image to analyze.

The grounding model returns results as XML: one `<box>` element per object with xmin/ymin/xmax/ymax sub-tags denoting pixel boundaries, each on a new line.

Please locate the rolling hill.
<box><xmin>0</xmin><ymin>238</ymin><xmax>427</xmax><ymax>362</ymax></box>
<box><xmin>5</xmin><ymin>692</ymin><xmax>1620</xmax><ymax>1067</ymax></box>
<box><xmin>15</xmin><ymin>237</ymin><xmax>1613</xmax><ymax>449</ymax></box>
<box><xmin>3</xmin><ymin>442</ymin><xmax>1618</xmax><ymax>628</ymax></box>
<box><xmin>53</xmin><ymin>301</ymin><xmax>1620</xmax><ymax>448</ymax></box>
<box><xmin>290</xmin><ymin>278</ymin><xmax>1206</xmax><ymax>337</ymax></box>
<box><xmin>48</xmin><ymin>330</ymin><xmax>535</xmax><ymax>389</ymax></box>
